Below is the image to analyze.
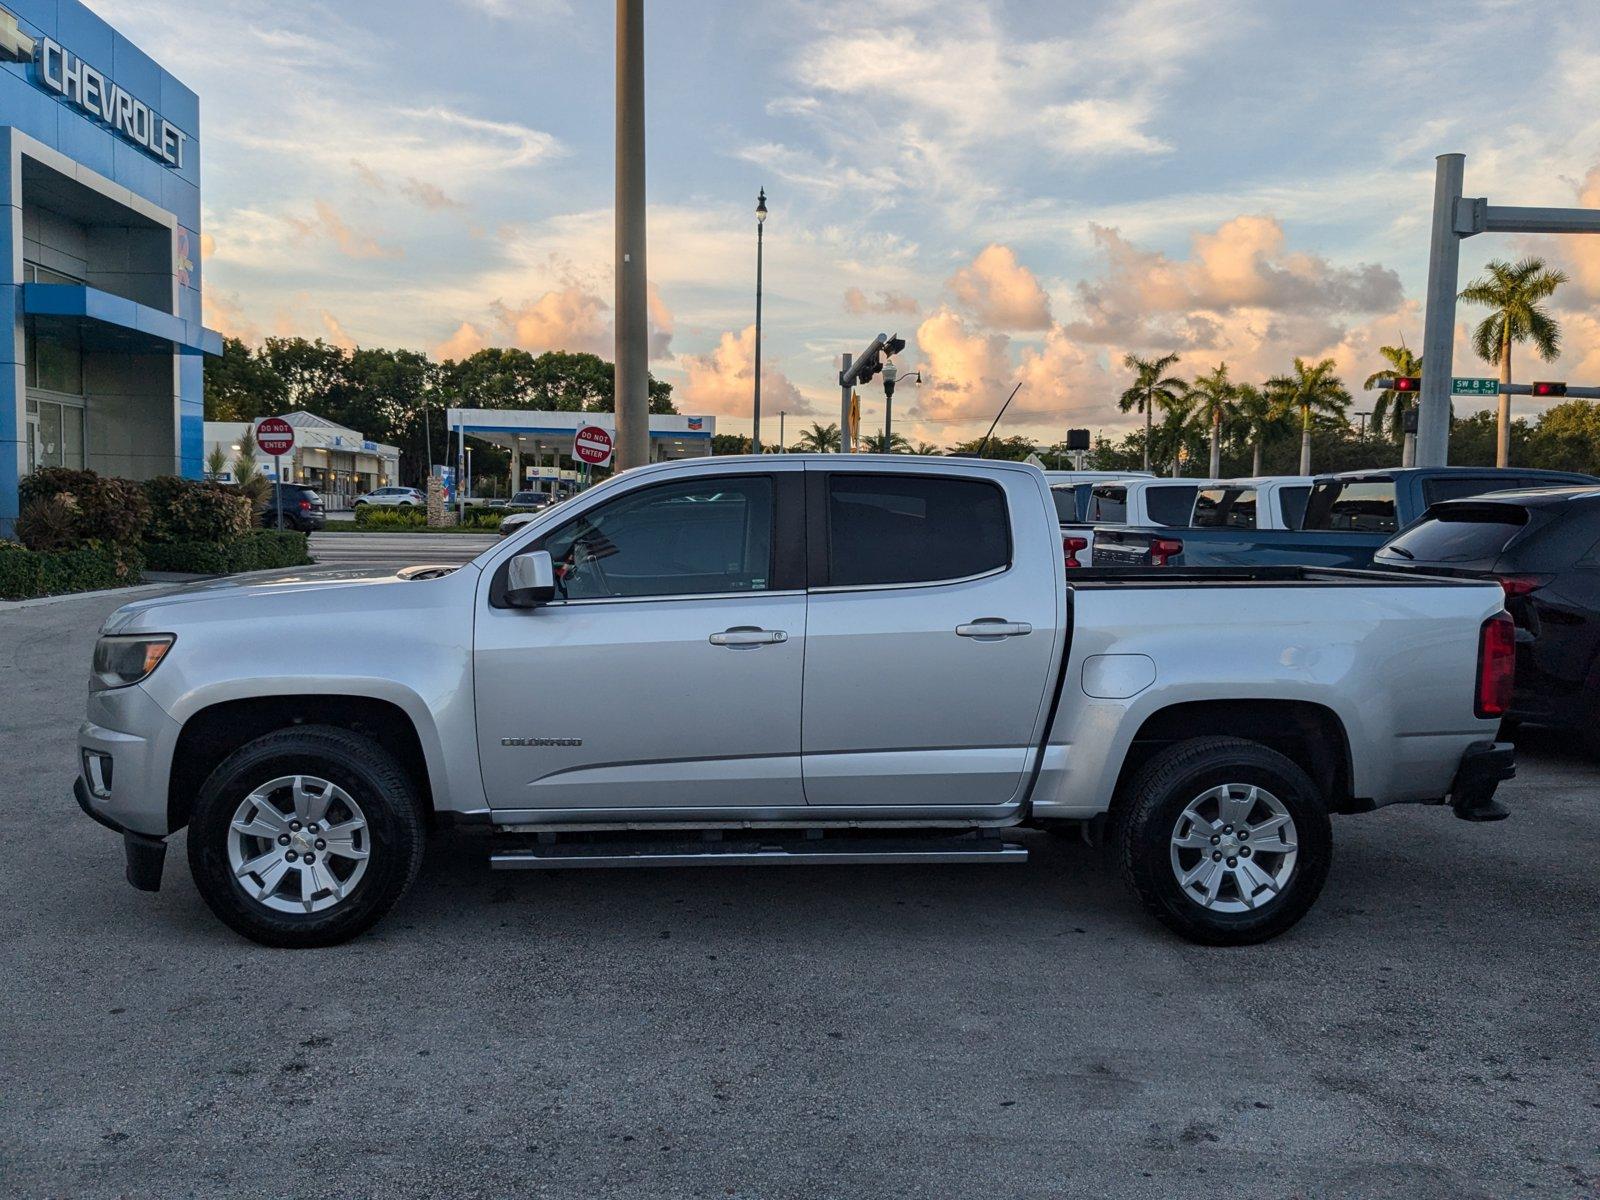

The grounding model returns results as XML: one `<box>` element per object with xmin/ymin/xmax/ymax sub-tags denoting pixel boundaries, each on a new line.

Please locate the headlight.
<box><xmin>91</xmin><ymin>634</ymin><xmax>175</xmax><ymax>691</ymax></box>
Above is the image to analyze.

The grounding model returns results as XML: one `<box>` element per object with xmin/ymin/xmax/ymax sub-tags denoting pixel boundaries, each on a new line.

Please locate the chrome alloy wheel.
<box><xmin>1169</xmin><ymin>783</ymin><xmax>1298</xmax><ymax>913</ymax></box>
<box><xmin>226</xmin><ymin>775</ymin><xmax>370</xmax><ymax>915</ymax></box>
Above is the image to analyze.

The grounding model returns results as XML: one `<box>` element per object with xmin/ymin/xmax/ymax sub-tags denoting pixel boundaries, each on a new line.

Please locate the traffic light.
<box><xmin>1532</xmin><ymin>381</ymin><xmax>1567</xmax><ymax>397</ymax></box>
<box><xmin>883</xmin><ymin>335</ymin><xmax>906</xmax><ymax>358</ymax></box>
<box><xmin>1066</xmin><ymin>428</ymin><xmax>1090</xmax><ymax>451</ymax></box>
<box><xmin>1390</xmin><ymin>376</ymin><xmax>1421</xmax><ymax>392</ymax></box>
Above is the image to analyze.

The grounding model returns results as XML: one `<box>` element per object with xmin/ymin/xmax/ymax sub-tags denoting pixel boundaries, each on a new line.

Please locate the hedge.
<box><xmin>18</xmin><ymin>467</ymin><xmax>147</xmax><ymax>549</ymax></box>
<box><xmin>144</xmin><ymin>476</ymin><xmax>253</xmax><ymax>543</ymax></box>
<box><xmin>356</xmin><ymin>505</ymin><xmax>504</xmax><ymax>530</ymax></box>
<box><xmin>0</xmin><ymin>543</ymin><xmax>143</xmax><ymax>601</ymax></box>
<box><xmin>141</xmin><ymin>530</ymin><xmax>312</xmax><ymax>575</ymax></box>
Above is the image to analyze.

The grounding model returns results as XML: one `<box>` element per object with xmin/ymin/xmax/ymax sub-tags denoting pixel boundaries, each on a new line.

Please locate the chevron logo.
<box><xmin>0</xmin><ymin>7</ymin><xmax>35</xmax><ymax>64</ymax></box>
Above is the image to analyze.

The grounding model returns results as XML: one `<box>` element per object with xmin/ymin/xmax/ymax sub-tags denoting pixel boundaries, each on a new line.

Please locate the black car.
<box><xmin>262</xmin><ymin>483</ymin><xmax>326</xmax><ymax>532</ymax></box>
<box><xmin>1373</xmin><ymin>486</ymin><xmax>1600</xmax><ymax>752</ymax></box>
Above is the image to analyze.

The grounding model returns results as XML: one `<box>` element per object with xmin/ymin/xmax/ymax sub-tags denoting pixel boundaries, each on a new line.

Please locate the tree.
<box><xmin>795</xmin><ymin>422</ymin><xmax>840</xmax><ymax>453</ymax></box>
<box><xmin>909</xmin><ymin>441</ymin><xmax>942</xmax><ymax>456</ymax></box>
<box><xmin>1149</xmin><ymin>393</ymin><xmax>1204</xmax><ymax>476</ymax></box>
<box><xmin>204</xmin><ymin>336</ymin><xmax>286</xmax><ymax>422</ymax></box>
<box><xmin>1186</xmin><ymin>362</ymin><xmax>1237</xmax><ymax>478</ymax></box>
<box><xmin>261</xmin><ymin>337</ymin><xmax>348</xmax><ymax>412</ymax></box>
<box><xmin>711</xmin><ymin>433</ymin><xmax>751</xmax><ymax>455</ymax></box>
<box><xmin>1118</xmin><ymin>352</ymin><xmax>1186</xmax><ymax>472</ymax></box>
<box><xmin>860</xmin><ymin>430</ymin><xmax>912</xmax><ymax>454</ymax></box>
<box><xmin>205</xmin><ymin>444</ymin><xmax>228</xmax><ymax>481</ymax></box>
<box><xmin>1363</xmin><ymin>343</ymin><xmax>1423</xmax><ymax>465</ymax></box>
<box><xmin>1229</xmin><ymin>383</ymin><xmax>1280</xmax><ymax>476</ymax></box>
<box><xmin>1267</xmin><ymin>357</ymin><xmax>1351</xmax><ymax>475</ymax></box>
<box><xmin>1460</xmin><ymin>256</ymin><xmax>1568</xmax><ymax>468</ymax></box>
<box><xmin>945</xmin><ymin>434</ymin><xmax>1038</xmax><ymax>461</ymax></box>
<box><xmin>231</xmin><ymin>422</ymin><xmax>269</xmax><ymax>512</ymax></box>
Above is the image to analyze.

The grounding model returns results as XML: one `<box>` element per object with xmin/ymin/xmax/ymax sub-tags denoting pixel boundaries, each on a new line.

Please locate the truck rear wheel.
<box><xmin>187</xmin><ymin>725</ymin><xmax>425</xmax><ymax>948</ymax></box>
<box><xmin>1116</xmin><ymin>737</ymin><xmax>1331</xmax><ymax>945</ymax></box>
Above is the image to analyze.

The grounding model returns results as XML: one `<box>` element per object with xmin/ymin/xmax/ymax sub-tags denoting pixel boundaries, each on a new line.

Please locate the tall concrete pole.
<box><xmin>1417</xmin><ymin>153</ymin><xmax>1465</xmax><ymax>468</ymax></box>
<box><xmin>613</xmin><ymin>0</ymin><xmax>650</xmax><ymax>471</ymax></box>
<box><xmin>839</xmin><ymin>353</ymin><xmax>853</xmax><ymax>452</ymax></box>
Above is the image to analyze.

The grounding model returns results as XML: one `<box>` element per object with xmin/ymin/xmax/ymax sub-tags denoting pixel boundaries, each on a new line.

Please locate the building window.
<box><xmin>24</xmin><ymin>262</ymin><xmax>85</xmax><ymax>286</ymax></box>
<box><xmin>25</xmin><ymin>318</ymin><xmax>85</xmax><ymax>397</ymax></box>
<box><xmin>25</xmin><ymin>396</ymin><xmax>86</xmax><ymax>472</ymax></box>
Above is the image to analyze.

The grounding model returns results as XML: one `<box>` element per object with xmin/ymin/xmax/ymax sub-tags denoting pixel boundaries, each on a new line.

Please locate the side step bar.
<box><xmin>490</xmin><ymin>833</ymin><xmax>1028</xmax><ymax>871</ymax></box>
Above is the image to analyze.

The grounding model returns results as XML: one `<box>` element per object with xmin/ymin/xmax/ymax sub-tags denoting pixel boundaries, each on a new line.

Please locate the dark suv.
<box><xmin>1374</xmin><ymin>486</ymin><xmax>1600</xmax><ymax>752</ymax></box>
<box><xmin>262</xmin><ymin>483</ymin><xmax>326</xmax><ymax>532</ymax></box>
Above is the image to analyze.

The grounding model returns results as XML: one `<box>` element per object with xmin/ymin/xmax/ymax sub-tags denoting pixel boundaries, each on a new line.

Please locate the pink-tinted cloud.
<box><xmin>947</xmin><ymin>244</ymin><xmax>1053</xmax><ymax>330</ymax></box>
<box><xmin>844</xmin><ymin>286</ymin><xmax>920</xmax><ymax>316</ymax></box>
<box><xmin>287</xmin><ymin>199</ymin><xmax>403</xmax><ymax>260</ymax></box>
<box><xmin>434</xmin><ymin>321</ymin><xmax>489</xmax><ymax>361</ymax></box>
<box><xmin>678</xmin><ymin>325</ymin><xmax>810</xmax><ymax>418</ymax></box>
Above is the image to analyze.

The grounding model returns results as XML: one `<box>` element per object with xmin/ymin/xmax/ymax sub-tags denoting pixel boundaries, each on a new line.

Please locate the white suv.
<box><xmin>353</xmin><ymin>487</ymin><xmax>424</xmax><ymax>510</ymax></box>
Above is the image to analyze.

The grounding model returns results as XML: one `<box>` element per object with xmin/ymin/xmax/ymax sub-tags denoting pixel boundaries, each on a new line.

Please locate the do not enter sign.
<box><xmin>256</xmin><ymin>416</ymin><xmax>295</xmax><ymax>457</ymax></box>
<box><xmin>573</xmin><ymin>424</ymin><xmax>614</xmax><ymax>467</ymax></box>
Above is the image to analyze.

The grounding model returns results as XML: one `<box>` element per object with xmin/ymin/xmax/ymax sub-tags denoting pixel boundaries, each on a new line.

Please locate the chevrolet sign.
<box><xmin>38</xmin><ymin>37</ymin><xmax>187</xmax><ymax>168</ymax></box>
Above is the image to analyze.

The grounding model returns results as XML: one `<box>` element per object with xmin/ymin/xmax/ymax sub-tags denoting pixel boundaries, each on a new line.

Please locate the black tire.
<box><xmin>187</xmin><ymin>725</ymin><xmax>425</xmax><ymax>948</ymax></box>
<box><xmin>1115</xmin><ymin>737</ymin><xmax>1332</xmax><ymax>946</ymax></box>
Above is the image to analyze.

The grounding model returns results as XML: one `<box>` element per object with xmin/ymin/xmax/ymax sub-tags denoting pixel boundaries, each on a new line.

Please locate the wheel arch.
<box><xmin>167</xmin><ymin>694</ymin><xmax>439</xmax><ymax>832</ymax></box>
<box><xmin>1110</xmin><ymin>699</ymin><xmax>1355</xmax><ymax>815</ymax></box>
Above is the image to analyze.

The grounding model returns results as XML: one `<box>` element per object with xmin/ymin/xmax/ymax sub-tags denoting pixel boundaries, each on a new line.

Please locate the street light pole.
<box><xmin>778</xmin><ymin>409</ymin><xmax>786</xmax><ymax>453</ymax></box>
<box><xmin>753</xmin><ymin>187</ymin><xmax>766</xmax><ymax>455</ymax></box>
<box><xmin>613</xmin><ymin>0</ymin><xmax>649</xmax><ymax>471</ymax></box>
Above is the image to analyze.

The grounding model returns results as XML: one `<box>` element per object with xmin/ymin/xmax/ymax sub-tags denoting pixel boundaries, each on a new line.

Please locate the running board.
<box><xmin>489</xmin><ymin>833</ymin><xmax>1028</xmax><ymax>870</ymax></box>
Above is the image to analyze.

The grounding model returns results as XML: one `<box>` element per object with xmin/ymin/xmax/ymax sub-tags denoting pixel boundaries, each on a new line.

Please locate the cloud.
<box><xmin>678</xmin><ymin>326</ymin><xmax>809</xmax><ymax>418</ymax></box>
<box><xmin>1065</xmin><ymin>216</ymin><xmax>1402</xmax><ymax>347</ymax></box>
<box><xmin>843</xmin><ymin>287</ymin><xmax>919</xmax><ymax>316</ymax></box>
<box><xmin>1040</xmin><ymin>97</ymin><xmax>1170</xmax><ymax>158</ymax></box>
<box><xmin>288</xmin><ymin>200</ymin><xmax>403</xmax><ymax>260</ymax></box>
<box><xmin>946</xmin><ymin>244</ymin><xmax>1053</xmax><ymax>330</ymax></box>
<box><xmin>490</xmin><ymin>287</ymin><xmax>613</xmax><ymax>357</ymax></box>
<box><xmin>434</xmin><ymin>321</ymin><xmax>489</xmax><ymax>361</ymax></box>
<box><xmin>203</xmin><ymin>290</ymin><xmax>260</xmax><ymax>344</ymax></box>
<box><xmin>320</xmin><ymin>311</ymin><xmax>357</xmax><ymax>350</ymax></box>
<box><xmin>911</xmin><ymin>307</ymin><xmax>1013</xmax><ymax>424</ymax></box>
<box><xmin>400</xmin><ymin>178</ymin><xmax>467</xmax><ymax>211</ymax></box>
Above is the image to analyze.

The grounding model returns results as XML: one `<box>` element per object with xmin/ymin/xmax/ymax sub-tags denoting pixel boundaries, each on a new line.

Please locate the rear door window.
<box><xmin>1088</xmin><ymin>485</ymin><xmax>1127</xmax><ymax>523</ymax></box>
<box><xmin>1049</xmin><ymin>485</ymin><xmax>1078</xmax><ymax>523</ymax></box>
<box><xmin>1192</xmin><ymin>488</ymin><xmax>1228</xmax><ymax>527</ymax></box>
<box><xmin>1145</xmin><ymin>485</ymin><xmax>1199</xmax><ymax>527</ymax></box>
<box><xmin>1376</xmin><ymin>504</ymin><xmax>1528</xmax><ymax>564</ymax></box>
<box><xmin>826</xmin><ymin>474</ymin><xmax>1009</xmax><ymax>586</ymax></box>
<box><xmin>1225</xmin><ymin>489</ymin><xmax>1258</xmax><ymax>529</ymax></box>
<box><xmin>1423</xmin><ymin>476</ymin><xmax>1530</xmax><ymax>505</ymax></box>
<box><xmin>1278</xmin><ymin>485</ymin><xmax>1310</xmax><ymax>529</ymax></box>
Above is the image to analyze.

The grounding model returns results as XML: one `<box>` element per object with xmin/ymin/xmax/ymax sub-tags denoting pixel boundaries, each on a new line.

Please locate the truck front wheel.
<box><xmin>1116</xmin><ymin>737</ymin><xmax>1332</xmax><ymax>945</ymax></box>
<box><xmin>187</xmin><ymin>725</ymin><xmax>425</xmax><ymax>948</ymax></box>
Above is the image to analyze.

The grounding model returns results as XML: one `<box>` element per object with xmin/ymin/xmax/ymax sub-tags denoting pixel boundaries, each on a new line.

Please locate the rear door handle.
<box><xmin>956</xmin><ymin>619</ymin><xmax>1032</xmax><ymax>640</ymax></box>
<box><xmin>709</xmin><ymin>626</ymin><xmax>788</xmax><ymax>648</ymax></box>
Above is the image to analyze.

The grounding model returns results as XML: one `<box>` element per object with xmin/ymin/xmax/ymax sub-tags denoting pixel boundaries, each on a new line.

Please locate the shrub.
<box><xmin>142</xmin><ymin>530</ymin><xmax>310</xmax><ymax>575</ymax></box>
<box><xmin>355</xmin><ymin>505</ymin><xmax>427</xmax><ymax>528</ymax></box>
<box><xmin>19</xmin><ymin>467</ymin><xmax>147</xmax><ymax>548</ymax></box>
<box><xmin>143</xmin><ymin>476</ymin><xmax>252</xmax><ymax>544</ymax></box>
<box><xmin>0</xmin><ymin>541</ymin><xmax>139</xmax><ymax>601</ymax></box>
<box><xmin>15</xmin><ymin>495</ymin><xmax>79</xmax><ymax>553</ymax></box>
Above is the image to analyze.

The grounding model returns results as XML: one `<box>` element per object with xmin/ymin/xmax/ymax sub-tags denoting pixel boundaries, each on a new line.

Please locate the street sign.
<box><xmin>256</xmin><ymin>416</ymin><xmax>295</xmax><ymax>456</ymax></box>
<box><xmin>572</xmin><ymin>424</ymin><xmax>614</xmax><ymax>467</ymax></box>
<box><xmin>1452</xmin><ymin>377</ymin><xmax>1499</xmax><ymax>397</ymax></box>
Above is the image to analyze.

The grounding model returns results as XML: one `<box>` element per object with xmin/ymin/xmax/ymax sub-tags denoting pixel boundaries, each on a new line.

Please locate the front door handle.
<box><xmin>709</xmin><ymin>626</ymin><xmax>788</xmax><ymax>648</ymax></box>
<box><xmin>956</xmin><ymin>619</ymin><xmax>1032</xmax><ymax>640</ymax></box>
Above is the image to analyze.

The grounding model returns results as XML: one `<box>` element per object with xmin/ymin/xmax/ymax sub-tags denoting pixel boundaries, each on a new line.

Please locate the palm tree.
<box><xmin>1231</xmin><ymin>383</ymin><xmax>1276</xmax><ymax>476</ymax></box>
<box><xmin>910</xmin><ymin>441</ymin><xmax>942</xmax><ymax>456</ymax></box>
<box><xmin>1118</xmin><ymin>352</ymin><xmax>1186</xmax><ymax>472</ymax></box>
<box><xmin>1267</xmin><ymin>357</ymin><xmax>1351</xmax><ymax>475</ymax></box>
<box><xmin>1149</xmin><ymin>392</ymin><xmax>1204</xmax><ymax>477</ymax></box>
<box><xmin>1460</xmin><ymin>257</ymin><xmax>1568</xmax><ymax>468</ymax></box>
<box><xmin>795</xmin><ymin>421</ymin><xmax>840</xmax><ymax>453</ymax></box>
<box><xmin>1186</xmin><ymin>363</ymin><xmax>1237</xmax><ymax>478</ymax></box>
<box><xmin>860</xmin><ymin>430</ymin><xmax>912</xmax><ymax>454</ymax></box>
<box><xmin>1363</xmin><ymin>343</ymin><xmax>1423</xmax><ymax>466</ymax></box>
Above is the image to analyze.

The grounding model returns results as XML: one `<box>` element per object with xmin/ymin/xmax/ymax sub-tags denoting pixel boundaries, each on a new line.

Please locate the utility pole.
<box><xmin>752</xmin><ymin>188</ymin><xmax>767</xmax><ymax>454</ymax></box>
<box><xmin>838</xmin><ymin>333</ymin><xmax>901</xmax><ymax>452</ymax></box>
<box><xmin>613</xmin><ymin>0</ymin><xmax>649</xmax><ymax>471</ymax></box>
<box><xmin>778</xmin><ymin>409</ymin><xmax>786</xmax><ymax>452</ymax></box>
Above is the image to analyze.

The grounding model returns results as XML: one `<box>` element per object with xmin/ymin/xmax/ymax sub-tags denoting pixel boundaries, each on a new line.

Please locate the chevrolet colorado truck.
<box><xmin>75</xmin><ymin>455</ymin><xmax>1516</xmax><ymax>949</ymax></box>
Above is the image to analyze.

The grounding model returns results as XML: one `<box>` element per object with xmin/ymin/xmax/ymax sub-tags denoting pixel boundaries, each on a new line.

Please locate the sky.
<box><xmin>85</xmin><ymin>0</ymin><xmax>1600</xmax><ymax>447</ymax></box>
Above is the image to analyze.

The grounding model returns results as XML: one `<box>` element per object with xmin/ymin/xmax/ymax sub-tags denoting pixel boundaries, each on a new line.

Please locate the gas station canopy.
<box><xmin>446</xmin><ymin>409</ymin><xmax>716</xmax><ymax>463</ymax></box>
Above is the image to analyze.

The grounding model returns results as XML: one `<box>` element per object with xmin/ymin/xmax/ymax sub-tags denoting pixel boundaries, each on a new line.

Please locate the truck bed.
<box><xmin>1067</xmin><ymin>564</ymin><xmax>1490</xmax><ymax>588</ymax></box>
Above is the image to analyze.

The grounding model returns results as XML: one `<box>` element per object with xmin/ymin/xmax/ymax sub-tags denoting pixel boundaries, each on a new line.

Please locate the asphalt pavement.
<box><xmin>2</xmin><ymin>584</ymin><xmax>1597</xmax><ymax>1199</ymax></box>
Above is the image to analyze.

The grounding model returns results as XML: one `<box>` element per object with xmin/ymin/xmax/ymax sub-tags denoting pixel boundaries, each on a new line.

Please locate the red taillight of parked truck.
<box><xmin>1150</xmin><ymin>537</ymin><xmax>1184</xmax><ymax>568</ymax></box>
<box><xmin>1475</xmin><ymin>611</ymin><xmax>1516</xmax><ymax>718</ymax></box>
<box><xmin>299</xmin><ymin>500</ymin><xmax>312</xmax><ymax>511</ymax></box>
<box><xmin>1062</xmin><ymin>535</ymin><xmax>1088</xmax><ymax>569</ymax></box>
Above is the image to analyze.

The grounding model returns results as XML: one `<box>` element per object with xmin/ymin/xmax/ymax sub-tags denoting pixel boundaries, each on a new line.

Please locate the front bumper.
<box><xmin>74</xmin><ymin>776</ymin><xmax>166</xmax><ymax>892</ymax></box>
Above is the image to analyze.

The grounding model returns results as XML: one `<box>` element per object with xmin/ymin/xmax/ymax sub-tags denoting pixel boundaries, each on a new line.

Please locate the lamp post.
<box><xmin>881</xmin><ymin>364</ymin><xmax>920</xmax><ymax>450</ymax></box>
<box><xmin>752</xmin><ymin>187</ymin><xmax>767</xmax><ymax>454</ymax></box>
<box><xmin>779</xmin><ymin>409</ymin><xmax>786</xmax><ymax>453</ymax></box>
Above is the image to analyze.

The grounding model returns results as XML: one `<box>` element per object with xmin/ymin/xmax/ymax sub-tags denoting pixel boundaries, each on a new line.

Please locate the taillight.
<box><xmin>299</xmin><ymin>499</ymin><xmax>312</xmax><ymax>511</ymax></box>
<box><xmin>1475</xmin><ymin>611</ymin><xmax>1516</xmax><ymax>718</ymax></box>
<box><xmin>1062</xmin><ymin>535</ymin><xmax>1088</xmax><ymax>569</ymax></box>
<box><xmin>1150</xmin><ymin>537</ymin><xmax>1183</xmax><ymax>567</ymax></box>
<box><xmin>1495</xmin><ymin>574</ymin><xmax>1551</xmax><ymax>599</ymax></box>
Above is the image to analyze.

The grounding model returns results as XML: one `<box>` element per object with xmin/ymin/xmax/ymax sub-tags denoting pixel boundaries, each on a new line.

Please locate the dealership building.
<box><xmin>0</xmin><ymin>0</ymin><xmax>217</xmax><ymax>532</ymax></box>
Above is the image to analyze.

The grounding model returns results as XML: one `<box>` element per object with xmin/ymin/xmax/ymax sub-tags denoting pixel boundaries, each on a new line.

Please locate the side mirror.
<box><xmin>506</xmin><ymin>550</ymin><xmax>556</xmax><ymax>608</ymax></box>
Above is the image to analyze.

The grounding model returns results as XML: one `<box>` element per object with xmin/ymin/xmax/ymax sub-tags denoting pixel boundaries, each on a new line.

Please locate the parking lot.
<box><xmin>3</xmin><ymin>578</ymin><xmax>1597</xmax><ymax>1200</ymax></box>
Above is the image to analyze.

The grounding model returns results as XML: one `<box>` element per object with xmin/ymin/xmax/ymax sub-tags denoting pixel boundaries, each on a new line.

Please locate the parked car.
<box><xmin>261</xmin><ymin>483</ymin><xmax>325</xmax><ymax>533</ymax></box>
<box><xmin>506</xmin><ymin>490</ymin><xmax>551</xmax><ymax>511</ymax></box>
<box><xmin>1045</xmin><ymin>472</ymin><xmax>1156</xmax><ymax>567</ymax></box>
<box><xmin>1374</xmin><ymin>486</ymin><xmax>1600</xmax><ymax>752</ymax></box>
<box><xmin>1093</xmin><ymin>467</ymin><xmax>1599</xmax><ymax>567</ymax></box>
<box><xmin>1058</xmin><ymin>477</ymin><xmax>1216</xmax><ymax>566</ymax></box>
<box><xmin>75</xmin><ymin>455</ymin><xmax>1514</xmax><ymax>949</ymax></box>
<box><xmin>353</xmin><ymin>486</ymin><xmax>425</xmax><ymax>511</ymax></box>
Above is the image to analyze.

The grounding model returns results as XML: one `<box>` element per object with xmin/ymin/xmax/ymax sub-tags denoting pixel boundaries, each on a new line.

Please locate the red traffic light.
<box><xmin>1531</xmin><ymin>381</ymin><xmax>1567</xmax><ymax>397</ymax></box>
<box><xmin>1391</xmin><ymin>376</ymin><xmax>1421</xmax><ymax>392</ymax></box>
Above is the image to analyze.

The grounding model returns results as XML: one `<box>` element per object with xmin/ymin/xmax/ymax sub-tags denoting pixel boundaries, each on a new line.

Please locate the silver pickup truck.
<box><xmin>74</xmin><ymin>456</ymin><xmax>1516</xmax><ymax>949</ymax></box>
